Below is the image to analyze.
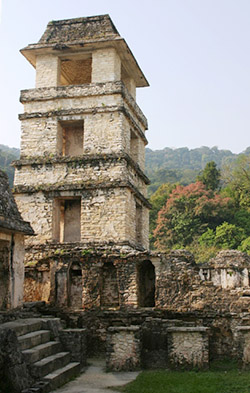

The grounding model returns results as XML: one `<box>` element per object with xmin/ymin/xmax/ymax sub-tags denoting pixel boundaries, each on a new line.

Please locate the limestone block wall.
<box><xmin>106</xmin><ymin>326</ymin><xmax>141</xmax><ymax>371</ymax></box>
<box><xmin>167</xmin><ymin>327</ymin><xmax>210</xmax><ymax>369</ymax></box>
<box><xmin>59</xmin><ymin>328</ymin><xmax>87</xmax><ymax>365</ymax></box>
<box><xmin>92</xmin><ymin>48</ymin><xmax>121</xmax><ymax>83</ymax></box>
<box><xmin>14</xmin><ymin>192</ymin><xmax>52</xmax><ymax>246</ymax></box>
<box><xmin>14</xmin><ymin>186</ymin><xmax>149</xmax><ymax>249</ymax></box>
<box><xmin>20</xmin><ymin>118</ymin><xmax>58</xmax><ymax>157</ymax></box>
<box><xmin>81</xmin><ymin>188</ymin><xmax>128</xmax><ymax>244</ymax></box>
<box><xmin>36</xmin><ymin>55</ymin><xmax>60</xmax><ymax>88</ymax></box>
<box><xmin>236</xmin><ymin>326</ymin><xmax>250</xmax><ymax>368</ymax></box>
<box><xmin>20</xmin><ymin>82</ymin><xmax>147</xmax><ymax>130</ymax></box>
<box><xmin>19</xmin><ymin>83</ymin><xmax>147</xmax><ymax>169</ymax></box>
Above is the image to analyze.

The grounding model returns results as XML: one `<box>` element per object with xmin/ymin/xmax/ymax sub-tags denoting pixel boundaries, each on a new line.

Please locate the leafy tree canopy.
<box><xmin>154</xmin><ymin>182</ymin><xmax>233</xmax><ymax>250</ymax></box>
<box><xmin>196</xmin><ymin>161</ymin><xmax>221</xmax><ymax>190</ymax></box>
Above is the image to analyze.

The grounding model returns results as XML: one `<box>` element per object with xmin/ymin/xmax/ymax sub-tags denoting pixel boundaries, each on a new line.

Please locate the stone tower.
<box><xmin>14</xmin><ymin>15</ymin><xmax>153</xmax><ymax>309</ymax></box>
<box><xmin>14</xmin><ymin>15</ymin><xmax>150</xmax><ymax>251</ymax></box>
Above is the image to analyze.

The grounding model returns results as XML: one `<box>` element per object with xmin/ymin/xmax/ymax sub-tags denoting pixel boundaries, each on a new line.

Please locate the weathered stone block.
<box><xmin>167</xmin><ymin>327</ymin><xmax>210</xmax><ymax>370</ymax></box>
<box><xmin>59</xmin><ymin>328</ymin><xmax>87</xmax><ymax>365</ymax></box>
<box><xmin>106</xmin><ymin>326</ymin><xmax>141</xmax><ymax>371</ymax></box>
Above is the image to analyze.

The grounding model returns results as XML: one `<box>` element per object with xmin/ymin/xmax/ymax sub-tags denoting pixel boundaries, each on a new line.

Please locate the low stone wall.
<box><xmin>59</xmin><ymin>328</ymin><xmax>87</xmax><ymax>365</ymax></box>
<box><xmin>235</xmin><ymin>326</ymin><xmax>250</xmax><ymax>369</ymax></box>
<box><xmin>106</xmin><ymin>326</ymin><xmax>141</xmax><ymax>371</ymax></box>
<box><xmin>167</xmin><ymin>327</ymin><xmax>210</xmax><ymax>370</ymax></box>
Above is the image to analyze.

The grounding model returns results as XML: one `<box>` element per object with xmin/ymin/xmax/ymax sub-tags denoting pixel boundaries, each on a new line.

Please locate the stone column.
<box><xmin>36</xmin><ymin>55</ymin><xmax>60</xmax><ymax>88</ymax></box>
<box><xmin>167</xmin><ymin>327</ymin><xmax>210</xmax><ymax>370</ymax></box>
<box><xmin>92</xmin><ymin>48</ymin><xmax>121</xmax><ymax>83</ymax></box>
<box><xmin>106</xmin><ymin>326</ymin><xmax>141</xmax><ymax>371</ymax></box>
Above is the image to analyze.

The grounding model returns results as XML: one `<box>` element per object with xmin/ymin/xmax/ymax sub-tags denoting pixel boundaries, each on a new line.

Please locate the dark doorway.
<box><xmin>0</xmin><ymin>240</ymin><xmax>10</xmax><ymax>309</ymax></box>
<box><xmin>137</xmin><ymin>260</ymin><xmax>155</xmax><ymax>307</ymax></box>
<box><xmin>69</xmin><ymin>262</ymin><xmax>82</xmax><ymax>308</ymax></box>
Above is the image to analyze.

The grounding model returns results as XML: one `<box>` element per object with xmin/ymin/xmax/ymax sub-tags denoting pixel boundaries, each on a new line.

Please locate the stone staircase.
<box><xmin>3</xmin><ymin>318</ymin><xmax>81</xmax><ymax>393</ymax></box>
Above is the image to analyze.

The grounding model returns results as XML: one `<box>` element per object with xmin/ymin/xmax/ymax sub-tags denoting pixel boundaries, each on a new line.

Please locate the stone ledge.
<box><xmin>167</xmin><ymin>327</ymin><xmax>210</xmax><ymax>332</ymax></box>
<box><xmin>13</xmin><ymin>180</ymin><xmax>151</xmax><ymax>209</ymax></box>
<box><xmin>13</xmin><ymin>152</ymin><xmax>150</xmax><ymax>185</ymax></box>
<box><xmin>108</xmin><ymin>326</ymin><xmax>140</xmax><ymax>332</ymax></box>
<box><xmin>20</xmin><ymin>81</ymin><xmax>148</xmax><ymax>129</ymax></box>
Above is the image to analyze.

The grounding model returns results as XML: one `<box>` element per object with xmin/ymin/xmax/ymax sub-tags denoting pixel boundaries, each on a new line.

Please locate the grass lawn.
<box><xmin>115</xmin><ymin>362</ymin><xmax>250</xmax><ymax>393</ymax></box>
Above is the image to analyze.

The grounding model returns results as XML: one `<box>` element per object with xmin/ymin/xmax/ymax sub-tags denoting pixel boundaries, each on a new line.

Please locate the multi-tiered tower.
<box><xmin>14</xmin><ymin>15</ymin><xmax>153</xmax><ymax>309</ymax></box>
<box><xmin>15</xmin><ymin>15</ymin><xmax>149</xmax><ymax>250</ymax></box>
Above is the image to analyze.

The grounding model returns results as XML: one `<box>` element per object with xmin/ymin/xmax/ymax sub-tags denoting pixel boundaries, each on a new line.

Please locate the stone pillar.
<box><xmin>123</xmin><ymin>77</ymin><xmax>136</xmax><ymax>99</ymax></box>
<box><xmin>36</xmin><ymin>55</ymin><xmax>60</xmax><ymax>88</ymax></box>
<box><xmin>106</xmin><ymin>326</ymin><xmax>141</xmax><ymax>371</ymax></box>
<box><xmin>92</xmin><ymin>48</ymin><xmax>121</xmax><ymax>83</ymax></box>
<box><xmin>55</xmin><ymin>270</ymin><xmax>68</xmax><ymax>307</ymax></box>
<box><xmin>167</xmin><ymin>327</ymin><xmax>210</xmax><ymax>370</ymax></box>
<box><xmin>116</xmin><ymin>261</ymin><xmax>138</xmax><ymax>308</ymax></box>
<box><xmin>59</xmin><ymin>328</ymin><xmax>87</xmax><ymax>365</ymax></box>
<box><xmin>236</xmin><ymin>326</ymin><xmax>250</xmax><ymax>368</ymax></box>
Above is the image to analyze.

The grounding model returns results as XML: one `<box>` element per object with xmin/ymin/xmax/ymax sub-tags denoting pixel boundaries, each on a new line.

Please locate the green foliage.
<box><xmin>198</xmin><ymin>228</ymin><xmax>215</xmax><ymax>247</ymax></box>
<box><xmin>214</xmin><ymin>222</ymin><xmax>245</xmax><ymax>249</ymax></box>
<box><xmin>239</xmin><ymin>237</ymin><xmax>250</xmax><ymax>254</ymax></box>
<box><xmin>196</xmin><ymin>161</ymin><xmax>220</xmax><ymax>190</ymax></box>
<box><xmin>0</xmin><ymin>144</ymin><xmax>20</xmax><ymax>186</ymax></box>
<box><xmin>222</xmin><ymin>155</ymin><xmax>250</xmax><ymax>211</ymax></box>
<box><xmin>154</xmin><ymin>182</ymin><xmax>233</xmax><ymax>250</ymax></box>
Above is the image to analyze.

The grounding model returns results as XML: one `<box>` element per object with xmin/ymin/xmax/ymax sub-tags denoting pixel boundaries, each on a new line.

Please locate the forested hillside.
<box><xmin>0</xmin><ymin>144</ymin><xmax>20</xmax><ymax>186</ymax></box>
<box><xmin>146</xmin><ymin>146</ymin><xmax>250</xmax><ymax>195</ymax></box>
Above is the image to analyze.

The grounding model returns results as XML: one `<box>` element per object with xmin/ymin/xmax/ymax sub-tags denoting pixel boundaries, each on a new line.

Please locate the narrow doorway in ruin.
<box><xmin>53</xmin><ymin>197</ymin><xmax>81</xmax><ymax>243</ymax></box>
<box><xmin>137</xmin><ymin>260</ymin><xmax>155</xmax><ymax>307</ymax></box>
<box><xmin>0</xmin><ymin>240</ymin><xmax>10</xmax><ymax>309</ymax></box>
<box><xmin>58</xmin><ymin>120</ymin><xmax>84</xmax><ymax>156</ymax></box>
<box><xmin>100</xmin><ymin>262</ymin><xmax>119</xmax><ymax>308</ymax></box>
<box><xmin>68</xmin><ymin>262</ymin><xmax>83</xmax><ymax>309</ymax></box>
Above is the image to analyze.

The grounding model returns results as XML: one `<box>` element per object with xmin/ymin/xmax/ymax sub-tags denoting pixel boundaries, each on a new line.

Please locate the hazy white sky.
<box><xmin>0</xmin><ymin>0</ymin><xmax>249</xmax><ymax>153</ymax></box>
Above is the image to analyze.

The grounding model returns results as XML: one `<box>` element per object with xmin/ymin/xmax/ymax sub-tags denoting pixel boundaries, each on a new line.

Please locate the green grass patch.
<box><xmin>115</xmin><ymin>369</ymin><xmax>250</xmax><ymax>393</ymax></box>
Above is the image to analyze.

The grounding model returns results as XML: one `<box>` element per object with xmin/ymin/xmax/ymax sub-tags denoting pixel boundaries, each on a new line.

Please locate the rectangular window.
<box><xmin>53</xmin><ymin>198</ymin><xmax>81</xmax><ymax>242</ymax></box>
<box><xmin>58</xmin><ymin>120</ymin><xmax>84</xmax><ymax>156</ymax></box>
<box><xmin>60</xmin><ymin>56</ymin><xmax>92</xmax><ymax>86</ymax></box>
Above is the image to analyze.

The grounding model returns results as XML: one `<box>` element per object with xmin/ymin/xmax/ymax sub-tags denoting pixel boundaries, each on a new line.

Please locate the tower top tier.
<box><xmin>20</xmin><ymin>14</ymin><xmax>149</xmax><ymax>88</ymax></box>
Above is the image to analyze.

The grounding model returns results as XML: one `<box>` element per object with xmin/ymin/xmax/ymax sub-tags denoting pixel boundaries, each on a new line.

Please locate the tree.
<box><xmin>214</xmin><ymin>222</ymin><xmax>245</xmax><ymax>249</ymax></box>
<box><xmin>222</xmin><ymin>155</ymin><xmax>250</xmax><ymax>210</ymax></box>
<box><xmin>196</xmin><ymin>161</ymin><xmax>220</xmax><ymax>190</ymax></box>
<box><xmin>149</xmin><ymin>183</ymin><xmax>177</xmax><ymax>247</ymax></box>
<box><xmin>154</xmin><ymin>182</ymin><xmax>233</xmax><ymax>250</ymax></box>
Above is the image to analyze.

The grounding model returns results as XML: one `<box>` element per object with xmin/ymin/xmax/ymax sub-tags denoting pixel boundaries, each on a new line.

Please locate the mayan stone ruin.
<box><xmin>1</xmin><ymin>15</ymin><xmax>250</xmax><ymax>392</ymax></box>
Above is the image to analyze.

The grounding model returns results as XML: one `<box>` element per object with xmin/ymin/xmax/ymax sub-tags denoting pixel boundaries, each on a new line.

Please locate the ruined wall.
<box><xmin>0</xmin><ymin>232</ymin><xmax>26</xmax><ymax>309</ymax></box>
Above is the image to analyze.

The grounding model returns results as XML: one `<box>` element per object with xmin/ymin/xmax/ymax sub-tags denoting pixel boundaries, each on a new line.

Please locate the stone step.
<box><xmin>1</xmin><ymin>318</ymin><xmax>43</xmax><ymax>337</ymax></box>
<box><xmin>18</xmin><ymin>330</ymin><xmax>51</xmax><ymax>351</ymax></box>
<box><xmin>43</xmin><ymin>362</ymin><xmax>81</xmax><ymax>391</ymax></box>
<box><xmin>22</xmin><ymin>341</ymin><xmax>62</xmax><ymax>364</ymax></box>
<box><xmin>31</xmin><ymin>352</ymin><xmax>71</xmax><ymax>378</ymax></box>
